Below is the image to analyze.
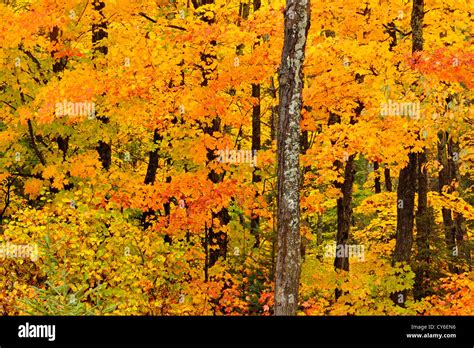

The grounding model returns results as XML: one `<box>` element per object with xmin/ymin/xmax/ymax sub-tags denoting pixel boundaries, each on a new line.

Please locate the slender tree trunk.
<box><xmin>193</xmin><ymin>0</ymin><xmax>229</xmax><ymax>269</ymax></box>
<box><xmin>92</xmin><ymin>0</ymin><xmax>111</xmax><ymax>170</ymax></box>
<box><xmin>50</xmin><ymin>26</ymin><xmax>69</xmax><ymax>162</ymax></box>
<box><xmin>449</xmin><ymin>139</ymin><xmax>471</xmax><ymax>270</ymax></box>
<box><xmin>374</xmin><ymin>161</ymin><xmax>381</xmax><ymax>193</ymax></box>
<box><xmin>438</xmin><ymin>131</ymin><xmax>456</xmax><ymax>271</ymax></box>
<box><xmin>328</xmin><ymin>109</ymin><xmax>358</xmax><ymax>299</ymax></box>
<box><xmin>248</xmin><ymin>0</ymin><xmax>262</xmax><ymax>248</ymax></box>
<box><xmin>141</xmin><ymin>129</ymin><xmax>161</xmax><ymax>230</ymax></box>
<box><xmin>274</xmin><ymin>0</ymin><xmax>311</xmax><ymax>316</ymax></box>
<box><xmin>206</xmin><ymin>118</ymin><xmax>230</xmax><ymax>267</ymax></box>
<box><xmin>269</xmin><ymin>76</ymin><xmax>278</xmax><ymax>145</ymax></box>
<box><xmin>251</xmin><ymin>83</ymin><xmax>261</xmax><ymax>247</ymax></box>
<box><xmin>391</xmin><ymin>0</ymin><xmax>424</xmax><ymax>307</ymax></box>
<box><xmin>384</xmin><ymin>167</ymin><xmax>393</xmax><ymax>192</ymax></box>
<box><xmin>334</xmin><ymin>155</ymin><xmax>355</xmax><ymax>299</ymax></box>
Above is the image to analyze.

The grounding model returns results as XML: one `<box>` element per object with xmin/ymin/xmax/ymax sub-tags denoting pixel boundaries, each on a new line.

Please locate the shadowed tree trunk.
<box><xmin>193</xmin><ymin>0</ymin><xmax>230</xmax><ymax>270</ymax></box>
<box><xmin>414</xmin><ymin>149</ymin><xmax>434</xmax><ymax>299</ymax></box>
<box><xmin>412</xmin><ymin>0</ymin><xmax>435</xmax><ymax>297</ymax></box>
<box><xmin>50</xmin><ymin>26</ymin><xmax>69</xmax><ymax>162</ymax></box>
<box><xmin>438</xmin><ymin>131</ymin><xmax>456</xmax><ymax>271</ymax></box>
<box><xmin>384</xmin><ymin>167</ymin><xmax>393</xmax><ymax>192</ymax></box>
<box><xmin>334</xmin><ymin>154</ymin><xmax>355</xmax><ymax>299</ymax></box>
<box><xmin>251</xmin><ymin>83</ymin><xmax>261</xmax><ymax>247</ymax></box>
<box><xmin>392</xmin><ymin>152</ymin><xmax>417</xmax><ymax>306</ymax></box>
<box><xmin>449</xmin><ymin>138</ymin><xmax>471</xmax><ymax>270</ymax></box>
<box><xmin>247</xmin><ymin>0</ymin><xmax>263</xmax><ymax>247</ymax></box>
<box><xmin>328</xmin><ymin>108</ymin><xmax>358</xmax><ymax>300</ymax></box>
<box><xmin>374</xmin><ymin>161</ymin><xmax>381</xmax><ymax>193</ymax></box>
<box><xmin>269</xmin><ymin>76</ymin><xmax>279</xmax><ymax>145</ymax></box>
<box><xmin>392</xmin><ymin>0</ymin><xmax>424</xmax><ymax>307</ymax></box>
<box><xmin>274</xmin><ymin>0</ymin><xmax>311</xmax><ymax>316</ymax></box>
<box><xmin>92</xmin><ymin>0</ymin><xmax>111</xmax><ymax>170</ymax></box>
<box><xmin>141</xmin><ymin>129</ymin><xmax>162</xmax><ymax>231</ymax></box>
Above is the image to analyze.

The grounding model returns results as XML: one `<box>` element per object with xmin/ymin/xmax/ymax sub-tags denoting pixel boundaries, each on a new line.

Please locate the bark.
<box><xmin>192</xmin><ymin>0</ymin><xmax>229</xmax><ymax>270</ymax></box>
<box><xmin>411</xmin><ymin>0</ymin><xmax>433</xmax><ymax>295</ymax></box>
<box><xmin>254</xmin><ymin>0</ymin><xmax>261</xmax><ymax>11</ymax></box>
<box><xmin>334</xmin><ymin>155</ymin><xmax>355</xmax><ymax>276</ymax></box>
<box><xmin>411</xmin><ymin>0</ymin><xmax>424</xmax><ymax>53</ymax></box>
<box><xmin>392</xmin><ymin>0</ymin><xmax>424</xmax><ymax>306</ymax></box>
<box><xmin>374</xmin><ymin>161</ymin><xmax>381</xmax><ymax>193</ymax></box>
<box><xmin>384</xmin><ymin>167</ymin><xmax>393</xmax><ymax>192</ymax></box>
<box><xmin>274</xmin><ymin>0</ymin><xmax>311</xmax><ymax>316</ymax></box>
<box><xmin>414</xmin><ymin>150</ymin><xmax>433</xmax><ymax>299</ymax></box>
<box><xmin>449</xmin><ymin>139</ymin><xmax>471</xmax><ymax>270</ymax></box>
<box><xmin>27</xmin><ymin>119</ymin><xmax>46</xmax><ymax>166</ymax></box>
<box><xmin>141</xmin><ymin>129</ymin><xmax>161</xmax><ymax>230</ymax></box>
<box><xmin>50</xmin><ymin>26</ymin><xmax>69</xmax><ymax>162</ymax></box>
<box><xmin>329</xmin><ymin>110</ymin><xmax>358</xmax><ymax>299</ymax></box>
<box><xmin>438</xmin><ymin>131</ymin><xmax>456</xmax><ymax>271</ymax></box>
<box><xmin>191</xmin><ymin>0</ymin><xmax>214</xmax><ymax>8</ymax></box>
<box><xmin>205</xmin><ymin>118</ymin><xmax>230</xmax><ymax>267</ymax></box>
<box><xmin>144</xmin><ymin>129</ymin><xmax>161</xmax><ymax>186</ymax></box>
<box><xmin>392</xmin><ymin>152</ymin><xmax>417</xmax><ymax>305</ymax></box>
<box><xmin>92</xmin><ymin>0</ymin><xmax>111</xmax><ymax>170</ymax></box>
<box><xmin>240</xmin><ymin>0</ymin><xmax>262</xmax><ymax>248</ymax></box>
<box><xmin>239</xmin><ymin>1</ymin><xmax>250</xmax><ymax>20</ymax></box>
<box><xmin>251</xmin><ymin>83</ymin><xmax>261</xmax><ymax>247</ymax></box>
<box><xmin>269</xmin><ymin>77</ymin><xmax>278</xmax><ymax>144</ymax></box>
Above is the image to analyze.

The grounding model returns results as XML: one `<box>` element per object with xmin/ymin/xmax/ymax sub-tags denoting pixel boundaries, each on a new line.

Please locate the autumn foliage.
<box><xmin>0</xmin><ymin>0</ymin><xmax>472</xmax><ymax>316</ymax></box>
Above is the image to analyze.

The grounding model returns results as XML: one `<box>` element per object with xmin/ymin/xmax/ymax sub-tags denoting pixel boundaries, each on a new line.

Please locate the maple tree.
<box><xmin>0</xmin><ymin>0</ymin><xmax>472</xmax><ymax>317</ymax></box>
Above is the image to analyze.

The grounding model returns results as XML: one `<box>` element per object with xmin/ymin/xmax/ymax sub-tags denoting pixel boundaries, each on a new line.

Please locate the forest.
<box><xmin>0</xmin><ymin>0</ymin><xmax>472</xmax><ymax>316</ymax></box>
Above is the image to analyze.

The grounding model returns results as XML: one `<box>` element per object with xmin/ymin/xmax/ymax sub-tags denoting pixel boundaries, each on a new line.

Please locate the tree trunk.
<box><xmin>414</xmin><ymin>150</ymin><xmax>433</xmax><ymax>299</ymax></box>
<box><xmin>50</xmin><ymin>26</ymin><xmax>69</xmax><ymax>162</ymax></box>
<box><xmin>384</xmin><ymin>167</ymin><xmax>393</xmax><ymax>192</ymax></box>
<box><xmin>449</xmin><ymin>139</ymin><xmax>471</xmax><ymax>270</ymax></box>
<box><xmin>253</xmin><ymin>0</ymin><xmax>261</xmax><ymax>11</ymax></box>
<box><xmin>374</xmin><ymin>161</ymin><xmax>381</xmax><ymax>193</ymax></box>
<box><xmin>269</xmin><ymin>77</ymin><xmax>278</xmax><ymax>145</ymax></box>
<box><xmin>251</xmin><ymin>83</ymin><xmax>261</xmax><ymax>247</ymax></box>
<box><xmin>391</xmin><ymin>0</ymin><xmax>424</xmax><ymax>307</ymax></box>
<box><xmin>334</xmin><ymin>154</ymin><xmax>355</xmax><ymax>299</ymax></box>
<box><xmin>274</xmin><ymin>0</ymin><xmax>311</xmax><ymax>316</ymax></box>
<box><xmin>437</xmin><ymin>131</ymin><xmax>456</xmax><ymax>271</ymax></box>
<box><xmin>141</xmin><ymin>129</ymin><xmax>161</xmax><ymax>230</ymax></box>
<box><xmin>192</xmin><ymin>0</ymin><xmax>229</xmax><ymax>270</ymax></box>
<box><xmin>392</xmin><ymin>153</ymin><xmax>417</xmax><ymax>306</ymax></box>
<box><xmin>92</xmin><ymin>0</ymin><xmax>111</xmax><ymax>170</ymax></box>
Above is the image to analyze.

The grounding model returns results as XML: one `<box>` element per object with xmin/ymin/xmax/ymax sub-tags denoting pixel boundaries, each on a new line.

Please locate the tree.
<box><xmin>274</xmin><ymin>0</ymin><xmax>311</xmax><ymax>316</ymax></box>
<box><xmin>391</xmin><ymin>0</ymin><xmax>424</xmax><ymax>307</ymax></box>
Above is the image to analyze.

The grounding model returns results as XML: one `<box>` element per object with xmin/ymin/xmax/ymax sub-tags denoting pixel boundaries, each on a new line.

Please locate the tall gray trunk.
<box><xmin>274</xmin><ymin>0</ymin><xmax>311</xmax><ymax>316</ymax></box>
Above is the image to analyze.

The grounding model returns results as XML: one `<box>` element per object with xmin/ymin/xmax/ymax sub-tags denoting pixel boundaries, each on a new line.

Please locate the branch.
<box><xmin>27</xmin><ymin>119</ymin><xmax>46</xmax><ymax>166</ymax></box>
<box><xmin>138</xmin><ymin>12</ymin><xmax>187</xmax><ymax>31</ymax></box>
<box><xmin>0</xmin><ymin>178</ymin><xmax>13</xmax><ymax>224</ymax></box>
<box><xmin>1</xmin><ymin>101</ymin><xmax>17</xmax><ymax>110</ymax></box>
<box><xmin>139</xmin><ymin>12</ymin><xmax>157</xmax><ymax>23</ymax></box>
